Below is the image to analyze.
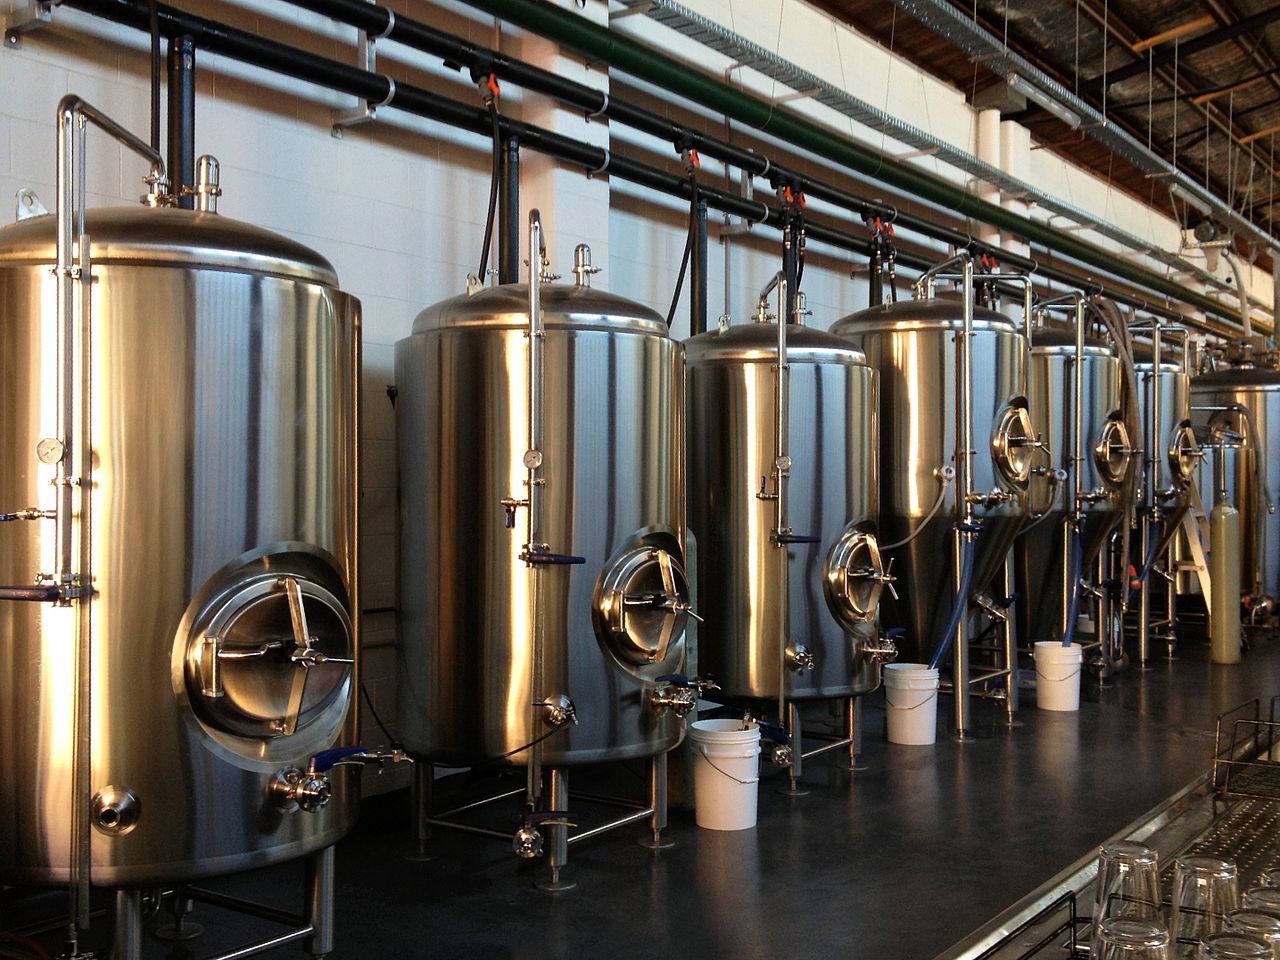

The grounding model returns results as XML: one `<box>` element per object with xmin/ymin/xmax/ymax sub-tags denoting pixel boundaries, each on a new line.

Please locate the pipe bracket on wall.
<box><xmin>3</xmin><ymin>0</ymin><xmax>52</xmax><ymax>49</ymax></box>
<box><xmin>331</xmin><ymin>4</ymin><xmax>395</xmax><ymax>136</ymax></box>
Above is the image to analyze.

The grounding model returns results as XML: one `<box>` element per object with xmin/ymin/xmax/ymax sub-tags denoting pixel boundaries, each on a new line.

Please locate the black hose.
<box><xmin>359</xmin><ymin>678</ymin><xmax>400</xmax><ymax>748</ymax></box>
<box><xmin>666</xmin><ymin>177</ymin><xmax>698</xmax><ymax>327</ymax></box>
<box><xmin>477</xmin><ymin>99</ymin><xmax>500</xmax><ymax>282</ymax></box>
<box><xmin>148</xmin><ymin>0</ymin><xmax>160</xmax><ymax>152</ymax></box>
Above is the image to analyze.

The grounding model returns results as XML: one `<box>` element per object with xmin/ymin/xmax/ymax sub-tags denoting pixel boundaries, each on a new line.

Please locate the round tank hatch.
<box><xmin>992</xmin><ymin>402</ymin><xmax>1036</xmax><ymax>484</ymax></box>
<box><xmin>594</xmin><ymin>546</ymin><xmax>691</xmax><ymax>668</ymax></box>
<box><xmin>185</xmin><ymin>575</ymin><xmax>352</xmax><ymax>739</ymax></box>
<box><xmin>1169</xmin><ymin>422</ymin><xmax>1202</xmax><ymax>488</ymax></box>
<box><xmin>1095</xmin><ymin>417</ymin><xmax>1133</xmax><ymax>488</ymax></box>
<box><xmin>825</xmin><ymin>528</ymin><xmax>886</xmax><ymax>628</ymax></box>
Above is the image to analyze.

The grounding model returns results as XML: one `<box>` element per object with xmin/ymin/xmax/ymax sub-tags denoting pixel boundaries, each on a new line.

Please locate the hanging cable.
<box><xmin>666</xmin><ymin>146</ymin><xmax>700</xmax><ymax>328</ymax></box>
<box><xmin>476</xmin><ymin>72</ymin><xmax>501</xmax><ymax>284</ymax></box>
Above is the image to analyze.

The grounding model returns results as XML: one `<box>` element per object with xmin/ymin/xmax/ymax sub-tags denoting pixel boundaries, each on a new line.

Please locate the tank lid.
<box><xmin>411</xmin><ymin>283</ymin><xmax>668</xmax><ymax>336</ymax></box>
<box><xmin>1030</xmin><ymin>326</ymin><xmax>1112</xmax><ymax>355</ymax></box>
<box><xmin>685</xmin><ymin>323</ymin><xmax>868</xmax><ymax>364</ymax></box>
<box><xmin>0</xmin><ymin>207</ymin><xmax>338</xmax><ymax>286</ymax></box>
<box><xmin>830</xmin><ymin>297</ymin><xmax>1018</xmax><ymax>334</ymax></box>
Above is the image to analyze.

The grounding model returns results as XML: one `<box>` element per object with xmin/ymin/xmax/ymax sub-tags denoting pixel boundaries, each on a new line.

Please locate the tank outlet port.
<box><xmin>785</xmin><ymin>643</ymin><xmax>815</xmax><ymax>672</ymax></box>
<box><xmin>269</xmin><ymin>768</ymin><xmax>332</xmax><ymax>813</ymax></box>
<box><xmin>651</xmin><ymin>675</ymin><xmax>719</xmax><ymax>719</ymax></box>
<box><xmin>91</xmin><ymin>786</ymin><xmax>141</xmax><ymax>836</ymax></box>
<box><xmin>535</xmin><ymin>694</ymin><xmax>577</xmax><ymax>729</ymax></box>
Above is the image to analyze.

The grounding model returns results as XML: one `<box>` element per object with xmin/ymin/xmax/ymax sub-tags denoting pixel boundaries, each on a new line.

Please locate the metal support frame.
<box><xmin>330</xmin><ymin>0</ymin><xmax>395</xmax><ymax>134</ymax></box>
<box><xmin>3</xmin><ymin>0</ymin><xmax>51</xmax><ymax>48</ymax></box>
<box><xmin>416</xmin><ymin>755</ymin><xmax>673</xmax><ymax>889</ymax></box>
<box><xmin>108</xmin><ymin>846</ymin><xmax>335</xmax><ymax>960</ymax></box>
<box><xmin>690</xmin><ymin>197</ymin><xmax>708</xmax><ymax>335</ymax></box>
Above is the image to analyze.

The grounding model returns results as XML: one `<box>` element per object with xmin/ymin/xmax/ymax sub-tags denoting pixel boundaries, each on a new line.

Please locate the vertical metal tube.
<box><xmin>166</xmin><ymin>35</ymin><xmax>196</xmax><ymax>209</ymax></box>
<box><xmin>543</xmin><ymin>768</ymin><xmax>573</xmax><ymax>891</ymax></box>
<box><xmin>525</xmin><ymin>211</ymin><xmax>546</xmax><ymax>806</ymax></box>
<box><xmin>782</xmin><ymin>219</ymin><xmax>798</xmax><ymax>325</ymax></box>
<box><xmin>498</xmin><ymin>137</ymin><xmax>520</xmax><ymax>284</ymax></box>
<box><xmin>411</xmin><ymin>761</ymin><xmax>433</xmax><ymax>858</ymax></box>
<box><xmin>774</xmin><ymin>278</ymin><xmax>790</xmax><ymax>730</ymax></box>
<box><xmin>869</xmin><ymin>240</ymin><xmax>883</xmax><ymax>307</ymax></box>
<box><xmin>691</xmin><ymin>198</ymin><xmax>708</xmax><ymax>335</ymax></box>
<box><xmin>845</xmin><ymin>697</ymin><xmax>860</xmax><ymax>767</ymax></box>
<box><xmin>1001</xmin><ymin>553</ymin><xmax>1019</xmax><ymax>718</ymax></box>
<box><xmin>113</xmin><ymin>890</ymin><xmax>142</xmax><ymax>960</ymax></box>
<box><xmin>953</xmin><ymin>258</ymin><xmax>975</xmax><ymax>738</ymax></box>
<box><xmin>345</xmin><ymin>299</ymin><xmax>362</xmax><ymax>744</ymax></box>
<box><xmin>1138</xmin><ymin>324</ymin><xmax>1163</xmax><ymax>665</ymax></box>
<box><xmin>647</xmin><ymin>752</ymin><xmax>668</xmax><ymax>846</ymax></box>
<box><xmin>786</xmin><ymin>701</ymin><xmax>803</xmax><ymax>794</ymax></box>
<box><xmin>304</xmin><ymin>845</ymin><xmax>335</xmax><ymax>958</ymax></box>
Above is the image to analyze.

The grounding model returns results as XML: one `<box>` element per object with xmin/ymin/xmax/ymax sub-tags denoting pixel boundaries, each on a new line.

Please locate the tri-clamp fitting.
<box><xmin>651</xmin><ymin>675</ymin><xmax>720</xmax><ymax>718</ymax></box>
<box><xmin>967</xmin><ymin>489</ymin><xmax>1017</xmax><ymax>508</ymax></box>
<box><xmin>534</xmin><ymin>694</ymin><xmax>578</xmax><ymax>728</ymax></box>
<box><xmin>269</xmin><ymin>746</ymin><xmax>413</xmax><ymax>813</ymax></box>
<box><xmin>785</xmin><ymin>643</ymin><xmax>815</xmax><ymax>672</ymax></box>
<box><xmin>860</xmin><ymin>632</ymin><xmax>899</xmax><ymax>663</ymax></box>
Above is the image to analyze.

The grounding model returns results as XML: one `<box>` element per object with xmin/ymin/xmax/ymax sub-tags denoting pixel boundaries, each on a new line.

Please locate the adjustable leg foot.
<box><xmin>534</xmin><ymin>768</ymin><xmax>577</xmax><ymax>893</ymax></box>
<box><xmin>777</xmin><ymin>703</ymin><xmax>810</xmax><ymax>796</ymax></box>
<box><xmin>637</xmin><ymin>753</ymin><xmax>675</xmax><ymax>850</ymax></box>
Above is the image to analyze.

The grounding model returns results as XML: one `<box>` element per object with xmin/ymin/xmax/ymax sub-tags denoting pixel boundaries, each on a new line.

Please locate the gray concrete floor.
<box><xmin>10</xmin><ymin>630</ymin><xmax>1280</xmax><ymax>960</ymax></box>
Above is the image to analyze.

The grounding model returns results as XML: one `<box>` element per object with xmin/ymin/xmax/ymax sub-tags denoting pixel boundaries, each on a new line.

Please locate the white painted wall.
<box><xmin>0</xmin><ymin>0</ymin><xmax>1268</xmax><ymax>782</ymax></box>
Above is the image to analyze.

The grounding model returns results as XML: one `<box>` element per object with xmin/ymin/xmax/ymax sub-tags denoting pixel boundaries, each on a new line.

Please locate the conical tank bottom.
<box><xmin>879</xmin><ymin>513</ymin><xmax>1024</xmax><ymax>664</ymax></box>
<box><xmin>1015</xmin><ymin>509</ymin><xmax>1118</xmax><ymax>644</ymax></box>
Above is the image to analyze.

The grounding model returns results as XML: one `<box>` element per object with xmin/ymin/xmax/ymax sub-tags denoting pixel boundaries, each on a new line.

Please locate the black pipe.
<box><xmin>869</xmin><ymin>237</ymin><xmax>883</xmax><ymax>308</ymax></box>
<box><xmin>0</xmin><ymin>585</ymin><xmax>62</xmax><ymax>602</ymax></box>
<box><xmin>691</xmin><ymin>197</ymin><xmax>708</xmax><ymax>335</ymax></box>
<box><xmin>278</xmin><ymin>0</ymin><xmax>1042</xmax><ymax>272</ymax></box>
<box><xmin>167</xmin><ymin>34</ymin><xmax>195</xmax><ymax>208</ymax></box>
<box><xmin>498</xmin><ymin>136</ymin><xmax>520</xmax><ymax>284</ymax></box>
<box><xmin>74</xmin><ymin>0</ymin><xmax>1186</xmax><ymax>323</ymax></box>
<box><xmin>782</xmin><ymin>217</ymin><xmax>799</xmax><ymax>325</ymax></box>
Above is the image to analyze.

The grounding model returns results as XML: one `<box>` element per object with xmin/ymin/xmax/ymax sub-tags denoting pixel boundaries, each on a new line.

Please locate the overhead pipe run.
<box><xmin>452</xmin><ymin>0</ymin><xmax>1265</xmax><ymax>333</ymax></box>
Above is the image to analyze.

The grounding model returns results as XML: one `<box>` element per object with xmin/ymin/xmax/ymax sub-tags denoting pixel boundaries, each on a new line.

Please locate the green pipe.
<box><xmin>461</xmin><ymin>0</ymin><xmax>1254</xmax><ymax>329</ymax></box>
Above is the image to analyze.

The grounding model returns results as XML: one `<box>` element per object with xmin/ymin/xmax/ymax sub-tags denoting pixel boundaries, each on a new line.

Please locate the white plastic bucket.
<box><xmin>688</xmin><ymin>719</ymin><xmax>761</xmax><ymax>831</ymax></box>
<box><xmin>1034</xmin><ymin>641</ymin><xmax>1083</xmax><ymax>712</ymax></box>
<box><xmin>883</xmin><ymin>663</ymin><xmax>940</xmax><ymax>745</ymax></box>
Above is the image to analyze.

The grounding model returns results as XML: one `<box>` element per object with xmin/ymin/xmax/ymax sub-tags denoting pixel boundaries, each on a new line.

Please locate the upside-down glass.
<box><xmin>1094</xmin><ymin>841</ymin><xmax>1164</xmax><ymax>942</ymax></box>
<box><xmin>1260</xmin><ymin>870</ymin><xmax>1280</xmax><ymax>890</ymax></box>
<box><xmin>1225</xmin><ymin>910</ymin><xmax>1280</xmax><ymax>960</ymax></box>
<box><xmin>1171</xmin><ymin>858</ymin><xmax>1241</xmax><ymax>958</ymax></box>
<box><xmin>1196</xmin><ymin>933</ymin><xmax>1273</xmax><ymax>959</ymax></box>
<box><xmin>1095</xmin><ymin>918</ymin><xmax>1172</xmax><ymax>960</ymax></box>
<box><xmin>1243</xmin><ymin>888</ymin><xmax>1280</xmax><ymax>915</ymax></box>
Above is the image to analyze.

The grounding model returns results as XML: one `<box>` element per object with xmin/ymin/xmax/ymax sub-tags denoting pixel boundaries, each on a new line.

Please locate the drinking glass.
<box><xmin>1093</xmin><ymin>841</ymin><xmax>1164</xmax><ymax>942</ymax></box>
<box><xmin>1243</xmin><ymin>888</ymin><xmax>1280</xmax><ymax>915</ymax></box>
<box><xmin>1224</xmin><ymin>910</ymin><xmax>1280</xmax><ymax>960</ymax></box>
<box><xmin>1095</xmin><ymin>917</ymin><xmax>1171</xmax><ymax>960</ymax></box>
<box><xmin>1260</xmin><ymin>870</ymin><xmax>1280</xmax><ymax>890</ymax></box>
<box><xmin>1196</xmin><ymin>933</ymin><xmax>1273</xmax><ymax>959</ymax></box>
<box><xmin>1171</xmin><ymin>857</ymin><xmax>1241</xmax><ymax>958</ymax></box>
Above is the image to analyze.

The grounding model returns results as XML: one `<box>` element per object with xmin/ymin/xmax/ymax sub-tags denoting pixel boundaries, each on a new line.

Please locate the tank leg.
<box><xmin>113</xmin><ymin>889</ymin><xmax>142</xmax><ymax>960</ymax></box>
<box><xmin>1163</xmin><ymin>558</ymin><xmax>1179</xmax><ymax>659</ymax></box>
<box><xmin>952</xmin><ymin>533</ymin><xmax>973</xmax><ymax>741</ymax></box>
<box><xmin>779</xmin><ymin>701</ymin><xmax>809</xmax><ymax>796</ymax></box>
<box><xmin>535</xmin><ymin>768</ymin><xmax>576</xmax><ymax>893</ymax></box>
<box><xmin>638</xmin><ymin>751</ymin><xmax>675</xmax><ymax>850</ymax></box>
<box><xmin>406</xmin><ymin>760</ymin><xmax>435</xmax><ymax>861</ymax></box>
<box><xmin>998</xmin><ymin>555</ymin><xmax>1021</xmax><ymax>726</ymax></box>
<box><xmin>838</xmin><ymin>697</ymin><xmax>868</xmax><ymax>772</ymax></box>
<box><xmin>1137</xmin><ymin>520</ymin><xmax>1153</xmax><ymax>669</ymax></box>
<box><xmin>304</xmin><ymin>845</ymin><xmax>335</xmax><ymax>959</ymax></box>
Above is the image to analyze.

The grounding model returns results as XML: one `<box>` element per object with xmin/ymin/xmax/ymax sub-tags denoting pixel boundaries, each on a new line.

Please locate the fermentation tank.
<box><xmin>686</xmin><ymin>320</ymin><xmax>885</xmax><ymax>700</ymax></box>
<box><xmin>395</xmin><ymin>250</ymin><xmax>689</xmax><ymax>770</ymax></box>
<box><xmin>1189</xmin><ymin>340</ymin><xmax>1280</xmax><ymax>609</ymax></box>
<box><xmin>1015</xmin><ymin>327</ymin><xmax>1131</xmax><ymax>644</ymax></box>
<box><xmin>831</xmin><ymin>297</ymin><xmax>1032</xmax><ymax>665</ymax></box>
<box><xmin>0</xmin><ymin>202</ymin><xmax>362</xmax><ymax>888</ymax></box>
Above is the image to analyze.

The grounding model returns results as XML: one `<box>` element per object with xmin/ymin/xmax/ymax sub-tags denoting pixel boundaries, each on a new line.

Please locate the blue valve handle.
<box><xmin>775</xmin><ymin>533</ymin><xmax>821</xmax><ymax>544</ymax></box>
<box><xmin>524</xmin><ymin>551</ymin><xmax>587</xmax><ymax>566</ymax></box>
<box><xmin>998</xmin><ymin>592</ymin><xmax>1020</xmax><ymax>609</ymax></box>
<box><xmin>757</xmin><ymin>720</ymin><xmax>790</xmax><ymax>745</ymax></box>
<box><xmin>310</xmin><ymin>746</ymin><xmax>367</xmax><ymax>773</ymax></box>
<box><xmin>886</xmin><ymin>628</ymin><xmax>907</xmax><ymax>640</ymax></box>
<box><xmin>656</xmin><ymin>674</ymin><xmax>691</xmax><ymax>687</ymax></box>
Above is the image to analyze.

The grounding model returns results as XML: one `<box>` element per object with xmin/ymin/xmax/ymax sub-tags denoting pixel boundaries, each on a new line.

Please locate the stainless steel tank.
<box><xmin>1015</xmin><ymin>327</ymin><xmax>1131</xmax><ymax>643</ymax></box>
<box><xmin>1134</xmin><ymin>342</ymin><xmax>1199</xmax><ymax>517</ymax></box>
<box><xmin>0</xmin><ymin>206</ymin><xmax>361</xmax><ymax>886</ymax></box>
<box><xmin>1189</xmin><ymin>343</ymin><xmax>1280</xmax><ymax>606</ymax></box>
<box><xmin>831</xmin><ymin>298</ymin><xmax>1031</xmax><ymax>664</ymax></box>
<box><xmin>395</xmin><ymin>269</ymin><xmax>688</xmax><ymax>767</ymax></box>
<box><xmin>685</xmin><ymin>320</ymin><xmax>884</xmax><ymax>702</ymax></box>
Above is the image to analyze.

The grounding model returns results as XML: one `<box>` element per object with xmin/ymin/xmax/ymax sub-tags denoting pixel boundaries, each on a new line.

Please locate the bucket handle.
<box><xmin>885</xmin><ymin>690</ymin><xmax>939</xmax><ymax>711</ymax></box>
<box><xmin>695</xmin><ymin>745</ymin><xmax>760</xmax><ymax>785</ymax></box>
<box><xmin>1037</xmin><ymin>666</ymin><xmax>1082</xmax><ymax>682</ymax></box>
